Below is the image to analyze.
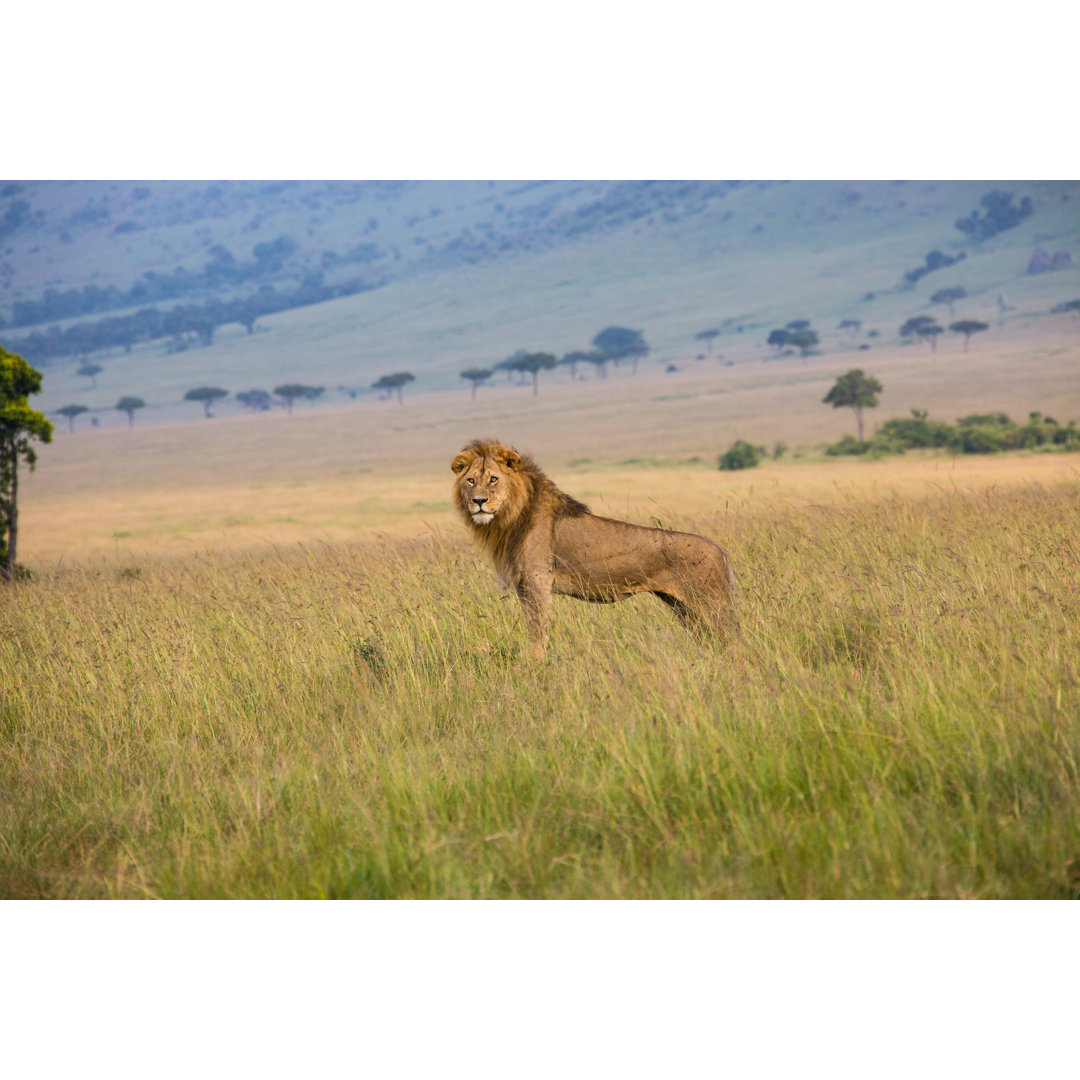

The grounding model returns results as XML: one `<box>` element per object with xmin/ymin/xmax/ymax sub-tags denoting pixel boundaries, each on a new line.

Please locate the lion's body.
<box><xmin>451</xmin><ymin>438</ymin><xmax>737</xmax><ymax>657</ymax></box>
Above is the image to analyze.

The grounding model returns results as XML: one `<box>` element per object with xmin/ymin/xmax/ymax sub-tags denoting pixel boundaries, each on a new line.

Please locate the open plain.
<box><xmin>3</xmin><ymin>180</ymin><xmax>1079</xmax><ymax>898</ymax></box>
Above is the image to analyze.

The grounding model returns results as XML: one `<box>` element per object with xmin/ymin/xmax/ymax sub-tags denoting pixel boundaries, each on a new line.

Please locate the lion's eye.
<box><xmin>489</xmin><ymin>476</ymin><xmax>498</xmax><ymax>485</ymax></box>
<box><xmin>467</xmin><ymin>477</ymin><xmax>475</xmax><ymax>485</ymax></box>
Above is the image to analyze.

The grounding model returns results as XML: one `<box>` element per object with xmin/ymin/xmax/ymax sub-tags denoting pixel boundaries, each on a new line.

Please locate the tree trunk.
<box><xmin>397</xmin><ymin>387</ymin><xmax>404</xmax><ymax>406</ymax></box>
<box><xmin>128</xmin><ymin>411</ymin><xmax>134</xmax><ymax>428</ymax></box>
<box><xmin>4</xmin><ymin>443</ymin><xmax>18</xmax><ymax>581</ymax></box>
<box><xmin>855</xmin><ymin>407</ymin><xmax>864</xmax><ymax>441</ymax></box>
<box><xmin>964</xmin><ymin>335</ymin><xmax>970</xmax><ymax>353</ymax></box>
<box><xmin>470</xmin><ymin>382</ymin><xmax>477</xmax><ymax>400</ymax></box>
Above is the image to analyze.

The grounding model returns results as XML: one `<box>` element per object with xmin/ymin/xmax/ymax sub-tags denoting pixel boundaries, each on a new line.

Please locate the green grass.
<box><xmin>3</xmin><ymin>481</ymin><xmax>1078</xmax><ymax>898</ymax></box>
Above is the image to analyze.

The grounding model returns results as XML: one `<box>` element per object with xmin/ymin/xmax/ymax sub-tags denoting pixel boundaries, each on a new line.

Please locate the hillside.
<box><xmin>1</xmin><ymin>180</ymin><xmax>1077</xmax><ymax>430</ymax></box>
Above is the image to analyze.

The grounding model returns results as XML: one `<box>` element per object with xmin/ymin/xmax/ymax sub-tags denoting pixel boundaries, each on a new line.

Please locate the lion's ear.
<box><xmin>502</xmin><ymin>450</ymin><xmax>521</xmax><ymax>470</ymax></box>
<box><xmin>451</xmin><ymin>452</ymin><xmax>473</xmax><ymax>474</ymax></box>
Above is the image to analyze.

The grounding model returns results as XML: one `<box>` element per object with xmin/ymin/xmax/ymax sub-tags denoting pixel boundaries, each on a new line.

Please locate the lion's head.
<box><xmin>450</xmin><ymin>439</ymin><xmax>531</xmax><ymax>530</ymax></box>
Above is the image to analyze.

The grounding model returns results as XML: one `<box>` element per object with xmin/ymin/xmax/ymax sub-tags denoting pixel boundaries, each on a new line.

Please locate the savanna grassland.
<box><xmin>3</xmin><ymin>179</ymin><xmax>1079</xmax><ymax>898</ymax></box>
<box><xmin>3</xmin><ymin>422</ymin><xmax>1079</xmax><ymax>896</ymax></box>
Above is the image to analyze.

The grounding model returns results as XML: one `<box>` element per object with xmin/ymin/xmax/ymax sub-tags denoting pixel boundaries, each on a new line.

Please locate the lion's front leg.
<box><xmin>516</xmin><ymin>573</ymin><xmax>553</xmax><ymax>660</ymax></box>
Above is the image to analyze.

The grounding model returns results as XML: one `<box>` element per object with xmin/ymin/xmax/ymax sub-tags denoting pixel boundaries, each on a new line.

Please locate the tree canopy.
<box><xmin>115</xmin><ymin>396</ymin><xmax>145</xmax><ymax>427</ymax></box>
<box><xmin>949</xmin><ymin>320</ymin><xmax>989</xmax><ymax>352</ymax></box>
<box><xmin>373</xmin><ymin>372</ymin><xmax>415</xmax><ymax>405</ymax></box>
<box><xmin>695</xmin><ymin>329</ymin><xmax>720</xmax><ymax>353</ymax></box>
<box><xmin>510</xmin><ymin>352</ymin><xmax>557</xmax><ymax>395</ymax></box>
<box><xmin>77</xmin><ymin>362</ymin><xmax>103</xmax><ymax>387</ymax></box>
<box><xmin>592</xmin><ymin>327</ymin><xmax>649</xmax><ymax>372</ymax></box>
<box><xmin>184</xmin><ymin>386</ymin><xmax>229</xmax><ymax>417</ymax></box>
<box><xmin>787</xmin><ymin>328</ymin><xmax>819</xmax><ymax>359</ymax></box>
<box><xmin>931</xmin><ymin>286</ymin><xmax>967</xmax><ymax>315</ymax></box>
<box><xmin>1</xmin><ymin>346</ymin><xmax>53</xmax><ymax>580</ymax></box>
<box><xmin>273</xmin><ymin>384</ymin><xmax>323</xmax><ymax>415</ymax></box>
<box><xmin>460</xmin><ymin>367</ymin><xmax>493</xmax><ymax>399</ymax></box>
<box><xmin>236</xmin><ymin>389</ymin><xmax>272</xmax><ymax>411</ymax></box>
<box><xmin>57</xmin><ymin>404</ymin><xmax>89</xmax><ymax>432</ymax></box>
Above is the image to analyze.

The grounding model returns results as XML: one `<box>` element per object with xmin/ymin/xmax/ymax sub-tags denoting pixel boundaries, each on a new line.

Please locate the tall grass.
<box><xmin>2</xmin><ymin>481</ymin><xmax>1078</xmax><ymax>898</ymax></box>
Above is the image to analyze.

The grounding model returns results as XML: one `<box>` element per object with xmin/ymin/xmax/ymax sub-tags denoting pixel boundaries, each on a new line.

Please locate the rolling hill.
<box><xmin>3</xmin><ymin>179</ymin><xmax>1077</xmax><ymax>430</ymax></box>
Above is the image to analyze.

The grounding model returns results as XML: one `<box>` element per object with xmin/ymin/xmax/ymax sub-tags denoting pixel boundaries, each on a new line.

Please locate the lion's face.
<box><xmin>451</xmin><ymin>443</ymin><xmax>524</xmax><ymax>528</ymax></box>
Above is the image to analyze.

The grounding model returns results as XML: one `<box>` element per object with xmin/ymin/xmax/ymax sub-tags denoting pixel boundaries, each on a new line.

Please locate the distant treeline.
<box><xmin>6</xmin><ymin>277</ymin><xmax>377</xmax><ymax>364</ymax></box>
<box><xmin>7</xmin><ymin>235</ymin><xmax>386</xmax><ymax>329</ymax></box>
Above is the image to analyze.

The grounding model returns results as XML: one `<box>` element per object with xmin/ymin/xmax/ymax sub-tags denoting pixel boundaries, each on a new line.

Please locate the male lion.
<box><xmin>451</xmin><ymin>438</ymin><xmax>737</xmax><ymax>658</ymax></box>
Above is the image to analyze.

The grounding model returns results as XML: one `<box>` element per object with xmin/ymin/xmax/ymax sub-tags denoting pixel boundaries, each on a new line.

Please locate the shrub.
<box><xmin>718</xmin><ymin>441</ymin><xmax>761</xmax><ymax>470</ymax></box>
<box><xmin>878</xmin><ymin>413</ymin><xmax>953</xmax><ymax>449</ymax></box>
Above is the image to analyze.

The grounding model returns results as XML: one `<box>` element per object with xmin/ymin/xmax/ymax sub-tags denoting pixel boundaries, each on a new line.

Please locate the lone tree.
<box><xmin>373</xmin><ymin>371</ymin><xmax>415</xmax><ymax>405</ymax></box>
<box><xmin>823</xmin><ymin>368</ymin><xmax>882</xmax><ymax>441</ymax></box>
<box><xmin>77</xmin><ymin>361</ymin><xmax>103</xmax><ymax>388</ymax></box>
<box><xmin>592</xmin><ymin>327</ymin><xmax>649</xmax><ymax>374</ymax></box>
<box><xmin>116</xmin><ymin>396</ymin><xmax>145</xmax><ymax>427</ymax></box>
<box><xmin>695</xmin><ymin>329</ymin><xmax>720</xmax><ymax>354</ymax></box>
<box><xmin>510</xmin><ymin>352</ymin><xmax>557</xmax><ymax>395</ymax></box>
<box><xmin>931</xmin><ymin>286</ymin><xmax>967</xmax><ymax>317</ymax></box>
<box><xmin>57</xmin><ymin>404</ymin><xmax>89</xmax><ymax>432</ymax></box>
<box><xmin>274</xmin><ymin>383</ymin><xmax>323</xmax><ymax>415</ymax></box>
<box><xmin>1</xmin><ymin>346</ymin><xmax>54</xmax><ymax>581</ymax></box>
<box><xmin>767</xmin><ymin>328</ymin><xmax>791</xmax><ymax>351</ymax></box>
<box><xmin>916</xmin><ymin>322</ymin><xmax>945</xmax><ymax>352</ymax></box>
<box><xmin>184</xmin><ymin>386</ymin><xmax>229</xmax><ymax>418</ymax></box>
<box><xmin>949</xmin><ymin>319</ymin><xmax>989</xmax><ymax>352</ymax></box>
<box><xmin>460</xmin><ymin>367</ymin><xmax>493</xmax><ymax>399</ymax></box>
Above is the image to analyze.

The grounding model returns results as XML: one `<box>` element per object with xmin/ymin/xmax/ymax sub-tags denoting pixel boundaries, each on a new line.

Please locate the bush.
<box><xmin>825</xmin><ymin>435</ymin><xmax>870</xmax><ymax>456</ymax></box>
<box><xmin>955</xmin><ymin>425</ymin><xmax>1007</xmax><ymax>454</ymax></box>
<box><xmin>718</xmin><ymin>441</ymin><xmax>761</xmax><ymax>470</ymax></box>
<box><xmin>878</xmin><ymin>413</ymin><xmax>953</xmax><ymax>448</ymax></box>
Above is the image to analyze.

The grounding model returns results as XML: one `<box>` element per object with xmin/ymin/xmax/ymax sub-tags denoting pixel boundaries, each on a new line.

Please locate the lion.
<box><xmin>451</xmin><ymin>438</ymin><xmax>738</xmax><ymax>658</ymax></box>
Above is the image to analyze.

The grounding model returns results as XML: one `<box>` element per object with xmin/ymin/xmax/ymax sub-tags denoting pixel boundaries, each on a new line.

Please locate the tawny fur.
<box><xmin>451</xmin><ymin>438</ymin><xmax>738</xmax><ymax>658</ymax></box>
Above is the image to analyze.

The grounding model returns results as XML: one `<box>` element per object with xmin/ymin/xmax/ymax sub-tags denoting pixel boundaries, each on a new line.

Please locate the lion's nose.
<box><xmin>472</xmin><ymin>496</ymin><xmax>488</xmax><ymax>507</ymax></box>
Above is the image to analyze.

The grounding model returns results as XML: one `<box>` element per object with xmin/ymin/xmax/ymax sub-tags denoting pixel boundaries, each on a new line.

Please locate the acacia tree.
<box><xmin>931</xmin><ymin>286</ymin><xmax>967</xmax><ymax>317</ymax></box>
<box><xmin>116</xmin><ymin>396</ymin><xmax>145</xmax><ymax>427</ymax></box>
<box><xmin>274</xmin><ymin>383</ymin><xmax>322</xmax><ymax>415</ymax></box>
<box><xmin>900</xmin><ymin>315</ymin><xmax>937</xmax><ymax>340</ymax></box>
<box><xmin>1</xmin><ymin>346</ymin><xmax>54</xmax><ymax>581</ymax></box>
<box><xmin>916</xmin><ymin>323</ymin><xmax>945</xmax><ymax>352</ymax></box>
<box><xmin>460</xmin><ymin>367</ymin><xmax>493</xmax><ymax>399</ymax></box>
<box><xmin>585</xmin><ymin>350</ymin><xmax>609</xmax><ymax>379</ymax></box>
<box><xmin>823</xmin><ymin>368</ymin><xmax>882</xmax><ymax>441</ymax></box>
<box><xmin>511</xmin><ymin>352</ymin><xmax>557</xmax><ymax>395</ymax></box>
<box><xmin>560</xmin><ymin>351</ymin><xmax>591</xmax><ymax>380</ymax></box>
<box><xmin>373</xmin><ymin>371</ymin><xmax>415</xmax><ymax>405</ymax></box>
<box><xmin>592</xmin><ymin>327</ymin><xmax>649</xmax><ymax>374</ymax></box>
<box><xmin>949</xmin><ymin>320</ymin><xmax>989</xmax><ymax>352</ymax></box>
<box><xmin>695</xmin><ymin>329</ymin><xmax>720</xmax><ymax>354</ymax></box>
<box><xmin>236</xmin><ymin>389</ymin><xmax>272</xmax><ymax>410</ymax></box>
<box><xmin>57</xmin><ymin>404</ymin><xmax>89</xmax><ymax>432</ymax></box>
<box><xmin>767</xmin><ymin>328</ymin><xmax>791</xmax><ymax>351</ymax></box>
<box><xmin>787</xmin><ymin>328</ymin><xmax>820</xmax><ymax>362</ymax></box>
<box><xmin>184</xmin><ymin>386</ymin><xmax>228</xmax><ymax>417</ymax></box>
<box><xmin>77</xmin><ymin>362</ymin><xmax>103</xmax><ymax>388</ymax></box>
